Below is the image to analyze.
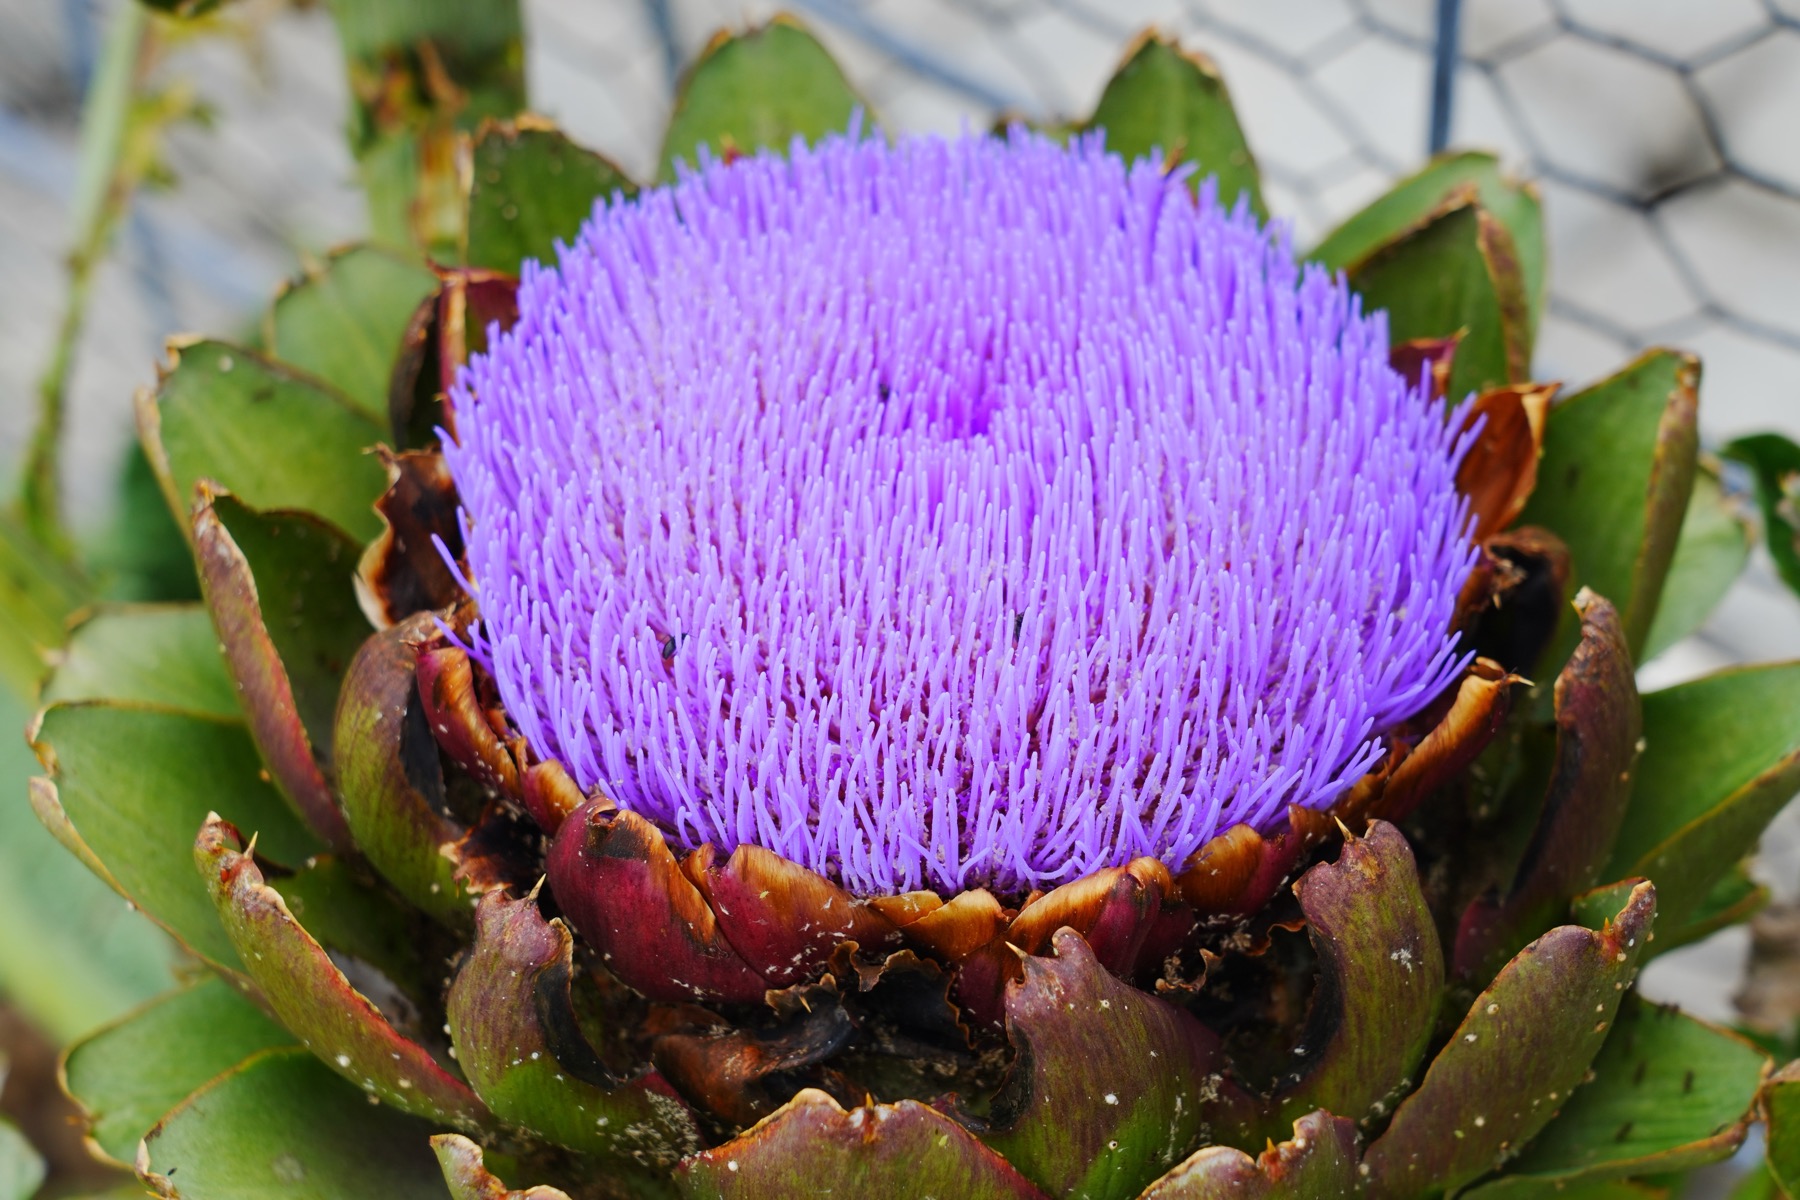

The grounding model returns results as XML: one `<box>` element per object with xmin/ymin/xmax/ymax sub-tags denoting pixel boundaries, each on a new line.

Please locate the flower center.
<box><xmin>446</xmin><ymin>129</ymin><xmax>1475</xmax><ymax>895</ymax></box>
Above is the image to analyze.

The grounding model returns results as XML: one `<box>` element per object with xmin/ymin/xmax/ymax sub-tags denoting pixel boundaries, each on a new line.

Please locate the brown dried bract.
<box><xmin>1390</xmin><ymin>333</ymin><xmax>1462</xmax><ymax>404</ymax></box>
<box><xmin>1457</xmin><ymin>382</ymin><xmax>1555</xmax><ymax>542</ymax></box>
<box><xmin>387</xmin><ymin>267</ymin><xmax>520</xmax><ymax>446</ymax></box>
<box><xmin>356</xmin><ymin>448</ymin><xmax>465</xmax><ymax>630</ymax></box>
<box><xmin>445</xmin><ymin>800</ymin><xmax>545</xmax><ymax>899</ymax></box>
<box><xmin>1459</xmin><ymin>526</ymin><xmax>1572</xmax><ymax>675</ymax></box>
<box><xmin>1351</xmin><ymin>658</ymin><xmax>1521</xmax><ymax>827</ymax></box>
<box><xmin>417</xmin><ymin>643</ymin><xmax>521</xmax><ymax>798</ymax></box>
<box><xmin>651</xmin><ymin>986</ymin><xmax>857</xmax><ymax>1127</ymax></box>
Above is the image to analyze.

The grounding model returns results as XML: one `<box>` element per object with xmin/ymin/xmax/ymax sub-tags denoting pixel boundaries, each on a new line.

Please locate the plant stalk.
<box><xmin>17</xmin><ymin>0</ymin><xmax>150</xmax><ymax>554</ymax></box>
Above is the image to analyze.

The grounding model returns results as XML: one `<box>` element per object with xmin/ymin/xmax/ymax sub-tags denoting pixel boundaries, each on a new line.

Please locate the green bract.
<box><xmin>5</xmin><ymin>7</ymin><xmax>1798</xmax><ymax>1199</ymax></box>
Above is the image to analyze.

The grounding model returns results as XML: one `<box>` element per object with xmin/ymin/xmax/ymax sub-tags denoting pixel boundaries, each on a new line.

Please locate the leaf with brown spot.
<box><xmin>437</xmin><ymin>269</ymin><xmax>520</xmax><ymax>432</ymax></box>
<box><xmin>387</xmin><ymin>269</ymin><xmax>521</xmax><ymax>447</ymax></box>
<box><xmin>1138</xmin><ymin>1110</ymin><xmax>1361</xmax><ymax>1199</ymax></box>
<box><xmin>1346</xmin><ymin>196</ymin><xmax>1531</xmax><ymax>402</ymax></box>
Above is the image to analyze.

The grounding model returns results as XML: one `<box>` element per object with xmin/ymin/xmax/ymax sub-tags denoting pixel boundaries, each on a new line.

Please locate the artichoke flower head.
<box><xmin>449</xmin><ymin>127</ymin><xmax>1477</xmax><ymax>901</ymax></box>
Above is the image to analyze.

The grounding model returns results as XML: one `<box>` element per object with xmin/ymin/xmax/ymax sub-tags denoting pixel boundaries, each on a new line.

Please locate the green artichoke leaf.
<box><xmin>1517</xmin><ymin>349</ymin><xmax>1701</xmax><ymax>661</ymax></box>
<box><xmin>1455</xmin><ymin>591</ymin><xmax>1641</xmax><ymax>982</ymax></box>
<box><xmin>1652</xmin><ymin>861</ymin><xmax>1769</xmax><ymax>955</ymax></box>
<box><xmin>41</xmin><ymin>605</ymin><xmax>237</xmax><ymax>719</ymax></box>
<box><xmin>193</xmin><ymin>495</ymin><xmax>367</xmax><ymax>851</ymax></box>
<box><xmin>0</xmin><ymin>512</ymin><xmax>84</xmax><ymax>699</ymax></box>
<box><xmin>1311</xmin><ymin>150</ymin><xmax>1545</xmax><ymax>336</ymax></box>
<box><xmin>465</xmin><ymin>120</ymin><xmax>637</xmax><ymax>274</ymax></box>
<box><xmin>1642</xmin><ymin>459</ymin><xmax>1756</xmax><ymax>661</ymax></box>
<box><xmin>142</xmin><ymin>338</ymin><xmax>388</xmax><ymax>545</ymax></box>
<box><xmin>1472</xmin><ymin>1181</ymin><xmax>1668</xmax><ymax>1200</ymax></box>
<box><xmin>333</xmin><ymin>615</ymin><xmax>470</xmax><ymax>926</ymax></box>
<box><xmin>138</xmin><ymin>1046</ymin><xmax>449</xmax><ymax>1199</ymax></box>
<box><xmin>85</xmin><ymin>443</ymin><xmax>202</xmax><ymax>604</ymax></box>
<box><xmin>659</xmin><ymin>17</ymin><xmax>862</xmax><ymax>182</ymax></box>
<box><xmin>0</xmin><ymin>1119</ymin><xmax>45</xmax><ymax>1200</ymax></box>
<box><xmin>1603</xmin><ymin>661</ymin><xmax>1800</xmax><ymax>931</ymax></box>
<box><xmin>1136</xmin><ymin>1111</ymin><xmax>1360</xmax><ymax>1200</ymax></box>
<box><xmin>355</xmin><ymin>130</ymin><xmax>433</xmax><ymax>255</ymax></box>
<box><xmin>1269</xmin><ymin>821</ymin><xmax>1443</xmax><ymax>1135</ymax></box>
<box><xmin>1721</xmin><ymin>432</ymin><xmax>1800</xmax><ymax>601</ymax></box>
<box><xmin>1769</xmin><ymin>1060</ymin><xmax>1800</xmax><ymax>1197</ymax></box>
<box><xmin>1344</xmin><ymin>195</ymin><xmax>1531</xmax><ymax>405</ymax></box>
<box><xmin>445</xmin><ymin>891</ymin><xmax>702</xmax><ymax>1168</ymax></box>
<box><xmin>265</xmin><ymin>245</ymin><xmax>440</xmax><ymax>424</ymax></box>
<box><xmin>268</xmin><ymin>855</ymin><xmax>441</xmax><ymax>1007</ymax></box>
<box><xmin>977</xmin><ymin>928</ymin><xmax>1252</xmax><ymax>1200</ymax></box>
<box><xmin>62</xmin><ymin>977</ymin><xmax>296</xmax><ymax>1166</ymax></box>
<box><xmin>1460</xmin><ymin>997</ymin><xmax>1766</xmax><ymax>1194</ymax></box>
<box><xmin>433</xmin><ymin>1134</ymin><xmax>575</xmax><ymax>1200</ymax></box>
<box><xmin>1082</xmin><ymin>33</ymin><xmax>1264</xmax><ymax>218</ymax></box>
<box><xmin>1361</xmin><ymin>879</ymin><xmax>1656</xmax><ymax>1199</ymax></box>
<box><xmin>673</xmin><ymin>1089</ymin><xmax>1048</xmax><ymax>1200</ymax></box>
<box><xmin>194</xmin><ymin>815</ymin><xmax>492</xmax><ymax>1133</ymax></box>
<box><xmin>29</xmin><ymin>701</ymin><xmax>320</xmax><ymax>978</ymax></box>
<box><xmin>0</xmin><ymin>686</ymin><xmax>172</xmax><ymax>1043</ymax></box>
<box><xmin>1730</xmin><ymin>1164</ymin><xmax>1783</xmax><ymax>1200</ymax></box>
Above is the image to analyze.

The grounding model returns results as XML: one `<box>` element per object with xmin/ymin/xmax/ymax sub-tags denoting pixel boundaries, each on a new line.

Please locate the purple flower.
<box><xmin>445</xmin><ymin>128</ymin><xmax>1477</xmax><ymax>896</ymax></box>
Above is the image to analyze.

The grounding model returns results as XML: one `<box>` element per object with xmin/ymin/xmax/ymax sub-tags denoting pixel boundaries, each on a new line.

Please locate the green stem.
<box><xmin>17</xmin><ymin>0</ymin><xmax>149</xmax><ymax>554</ymax></box>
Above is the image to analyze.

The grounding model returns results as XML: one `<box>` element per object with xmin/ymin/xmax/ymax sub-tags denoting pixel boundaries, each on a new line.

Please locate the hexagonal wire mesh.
<box><xmin>0</xmin><ymin>0</ymin><xmax>1795</xmax><ymax>1038</ymax></box>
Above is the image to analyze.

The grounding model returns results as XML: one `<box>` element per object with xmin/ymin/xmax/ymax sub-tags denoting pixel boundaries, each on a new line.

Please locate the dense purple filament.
<box><xmin>446</xmin><ymin>128</ymin><xmax>1476</xmax><ymax>895</ymax></box>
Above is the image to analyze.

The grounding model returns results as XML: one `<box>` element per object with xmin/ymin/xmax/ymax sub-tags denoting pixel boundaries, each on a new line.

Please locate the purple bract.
<box><xmin>446</xmin><ymin>128</ymin><xmax>1477</xmax><ymax>895</ymax></box>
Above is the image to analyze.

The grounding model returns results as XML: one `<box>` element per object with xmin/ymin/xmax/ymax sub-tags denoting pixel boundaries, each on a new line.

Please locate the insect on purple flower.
<box><xmin>444</xmin><ymin>124</ymin><xmax>1479</xmax><ymax>897</ymax></box>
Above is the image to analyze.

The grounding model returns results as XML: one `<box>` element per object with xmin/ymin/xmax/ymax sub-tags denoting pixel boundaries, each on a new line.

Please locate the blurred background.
<box><xmin>1</xmin><ymin>0</ymin><xmax>1797</xmax><ymax>1183</ymax></box>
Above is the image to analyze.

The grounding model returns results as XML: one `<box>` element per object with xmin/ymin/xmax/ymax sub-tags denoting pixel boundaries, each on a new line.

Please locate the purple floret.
<box><xmin>445</xmin><ymin>127</ymin><xmax>1477</xmax><ymax>896</ymax></box>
